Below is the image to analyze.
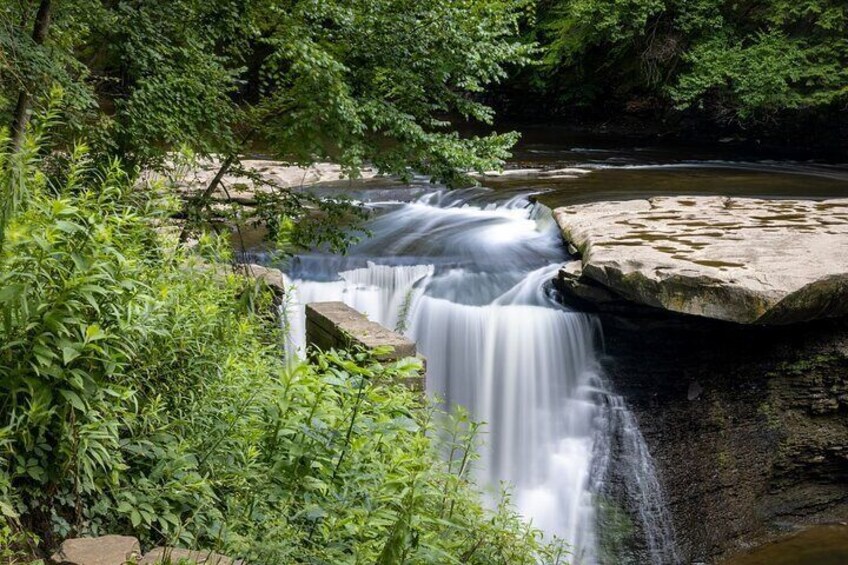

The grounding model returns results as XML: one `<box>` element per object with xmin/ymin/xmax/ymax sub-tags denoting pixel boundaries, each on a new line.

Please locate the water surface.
<box><xmin>723</xmin><ymin>525</ymin><xmax>848</xmax><ymax>565</ymax></box>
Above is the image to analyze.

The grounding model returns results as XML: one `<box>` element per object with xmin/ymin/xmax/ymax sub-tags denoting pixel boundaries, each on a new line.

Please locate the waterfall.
<box><xmin>278</xmin><ymin>188</ymin><xmax>678</xmax><ymax>563</ymax></box>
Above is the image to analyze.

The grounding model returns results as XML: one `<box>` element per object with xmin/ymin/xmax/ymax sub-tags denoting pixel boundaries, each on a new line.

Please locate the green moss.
<box><xmin>708</xmin><ymin>399</ymin><xmax>729</xmax><ymax>433</ymax></box>
<box><xmin>716</xmin><ymin>449</ymin><xmax>732</xmax><ymax>471</ymax></box>
<box><xmin>597</xmin><ymin>496</ymin><xmax>636</xmax><ymax>564</ymax></box>
<box><xmin>757</xmin><ymin>401</ymin><xmax>783</xmax><ymax>432</ymax></box>
<box><xmin>781</xmin><ymin>352</ymin><xmax>844</xmax><ymax>375</ymax></box>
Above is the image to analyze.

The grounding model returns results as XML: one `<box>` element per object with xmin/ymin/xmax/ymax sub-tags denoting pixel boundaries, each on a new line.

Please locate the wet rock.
<box><xmin>558</xmin><ymin>260</ymin><xmax>620</xmax><ymax>304</ymax></box>
<box><xmin>50</xmin><ymin>535</ymin><xmax>140</xmax><ymax>565</ymax></box>
<box><xmin>553</xmin><ymin>196</ymin><xmax>848</xmax><ymax>324</ymax></box>
<box><xmin>603</xmin><ymin>317</ymin><xmax>848</xmax><ymax>562</ymax></box>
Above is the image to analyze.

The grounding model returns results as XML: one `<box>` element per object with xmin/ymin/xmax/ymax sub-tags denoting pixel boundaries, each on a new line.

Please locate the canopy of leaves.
<box><xmin>533</xmin><ymin>0</ymin><xmax>848</xmax><ymax>122</ymax></box>
<box><xmin>1</xmin><ymin>0</ymin><xmax>533</xmax><ymax>179</ymax></box>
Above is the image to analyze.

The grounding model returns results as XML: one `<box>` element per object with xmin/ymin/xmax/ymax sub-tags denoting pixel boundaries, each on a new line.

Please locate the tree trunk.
<box><xmin>177</xmin><ymin>154</ymin><xmax>237</xmax><ymax>243</ymax></box>
<box><xmin>197</xmin><ymin>154</ymin><xmax>237</xmax><ymax>203</ymax></box>
<box><xmin>10</xmin><ymin>0</ymin><xmax>52</xmax><ymax>152</ymax></box>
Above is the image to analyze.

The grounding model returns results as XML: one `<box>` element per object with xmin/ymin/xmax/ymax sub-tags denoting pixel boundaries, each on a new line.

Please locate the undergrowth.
<box><xmin>0</xmin><ymin>124</ymin><xmax>567</xmax><ymax>563</ymax></box>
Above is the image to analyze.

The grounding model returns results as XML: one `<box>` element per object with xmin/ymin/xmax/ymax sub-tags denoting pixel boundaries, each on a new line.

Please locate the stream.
<box><xmin>276</xmin><ymin>188</ymin><xmax>677</xmax><ymax>564</ymax></box>
<box><xmin>253</xmin><ymin>131</ymin><xmax>848</xmax><ymax>564</ymax></box>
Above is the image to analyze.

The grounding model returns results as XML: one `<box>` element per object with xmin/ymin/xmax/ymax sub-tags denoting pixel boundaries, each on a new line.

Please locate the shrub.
<box><xmin>0</xmin><ymin>129</ymin><xmax>566</xmax><ymax>563</ymax></box>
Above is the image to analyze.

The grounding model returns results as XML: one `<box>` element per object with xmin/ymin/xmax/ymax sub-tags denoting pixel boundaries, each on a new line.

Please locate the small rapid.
<box><xmin>277</xmin><ymin>187</ymin><xmax>678</xmax><ymax>563</ymax></box>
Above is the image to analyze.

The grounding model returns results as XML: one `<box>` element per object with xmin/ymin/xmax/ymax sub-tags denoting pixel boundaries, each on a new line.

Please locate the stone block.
<box><xmin>305</xmin><ymin>301</ymin><xmax>425</xmax><ymax>389</ymax></box>
<box><xmin>305</xmin><ymin>301</ymin><xmax>417</xmax><ymax>360</ymax></box>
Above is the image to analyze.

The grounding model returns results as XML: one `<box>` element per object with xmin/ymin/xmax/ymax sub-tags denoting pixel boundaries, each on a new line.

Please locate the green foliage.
<box><xmin>0</xmin><ymin>1</ymin><xmax>97</xmax><ymax>133</ymax></box>
<box><xmin>0</xmin><ymin>129</ymin><xmax>565</xmax><ymax>562</ymax></box>
<box><xmin>536</xmin><ymin>0</ymin><xmax>848</xmax><ymax>121</ymax></box>
<box><xmin>242</xmin><ymin>0</ymin><xmax>532</xmax><ymax>182</ymax></box>
<box><xmin>1</xmin><ymin>0</ymin><xmax>531</xmax><ymax>179</ymax></box>
<box><xmin>595</xmin><ymin>496</ymin><xmax>634</xmax><ymax>565</ymax></box>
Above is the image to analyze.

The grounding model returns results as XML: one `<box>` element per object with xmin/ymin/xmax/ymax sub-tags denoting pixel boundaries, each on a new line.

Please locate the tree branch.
<box><xmin>9</xmin><ymin>0</ymin><xmax>51</xmax><ymax>152</ymax></box>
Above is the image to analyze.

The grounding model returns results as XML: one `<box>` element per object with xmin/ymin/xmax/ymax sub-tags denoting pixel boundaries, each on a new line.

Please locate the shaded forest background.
<box><xmin>495</xmin><ymin>0</ymin><xmax>848</xmax><ymax>150</ymax></box>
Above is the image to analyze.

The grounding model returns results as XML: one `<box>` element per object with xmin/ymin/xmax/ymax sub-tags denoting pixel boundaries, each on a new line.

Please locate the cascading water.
<box><xmin>276</xmin><ymin>187</ymin><xmax>678</xmax><ymax>563</ymax></box>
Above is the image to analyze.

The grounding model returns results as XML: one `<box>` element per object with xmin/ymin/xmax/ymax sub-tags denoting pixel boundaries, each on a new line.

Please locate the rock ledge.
<box><xmin>553</xmin><ymin>196</ymin><xmax>848</xmax><ymax>324</ymax></box>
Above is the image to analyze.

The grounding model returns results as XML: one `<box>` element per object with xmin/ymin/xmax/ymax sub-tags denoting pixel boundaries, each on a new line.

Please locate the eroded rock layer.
<box><xmin>602</xmin><ymin>316</ymin><xmax>848</xmax><ymax>563</ymax></box>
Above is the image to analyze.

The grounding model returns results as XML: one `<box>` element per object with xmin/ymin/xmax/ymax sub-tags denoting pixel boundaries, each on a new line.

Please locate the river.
<box><xmin>251</xmin><ymin>130</ymin><xmax>848</xmax><ymax>564</ymax></box>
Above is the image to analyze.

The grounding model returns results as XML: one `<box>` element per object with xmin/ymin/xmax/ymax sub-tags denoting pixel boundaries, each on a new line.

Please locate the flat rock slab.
<box><xmin>306</xmin><ymin>301</ymin><xmax>417</xmax><ymax>359</ymax></box>
<box><xmin>553</xmin><ymin>196</ymin><xmax>848</xmax><ymax>324</ymax></box>
<box><xmin>50</xmin><ymin>535</ymin><xmax>140</xmax><ymax>565</ymax></box>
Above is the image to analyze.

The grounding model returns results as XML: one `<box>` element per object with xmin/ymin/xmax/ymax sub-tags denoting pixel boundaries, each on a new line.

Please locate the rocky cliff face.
<box><xmin>599</xmin><ymin>314</ymin><xmax>848</xmax><ymax>563</ymax></box>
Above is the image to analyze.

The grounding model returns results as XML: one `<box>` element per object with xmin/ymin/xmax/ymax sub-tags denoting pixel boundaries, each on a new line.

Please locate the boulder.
<box><xmin>553</xmin><ymin>196</ymin><xmax>848</xmax><ymax>324</ymax></box>
<box><xmin>236</xmin><ymin>263</ymin><xmax>286</xmax><ymax>295</ymax></box>
<box><xmin>50</xmin><ymin>535</ymin><xmax>140</xmax><ymax>565</ymax></box>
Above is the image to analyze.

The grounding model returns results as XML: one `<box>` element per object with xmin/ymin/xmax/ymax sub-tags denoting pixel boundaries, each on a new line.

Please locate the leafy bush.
<box><xmin>0</xmin><ymin>130</ymin><xmax>566</xmax><ymax>563</ymax></box>
<box><xmin>535</xmin><ymin>0</ymin><xmax>848</xmax><ymax>121</ymax></box>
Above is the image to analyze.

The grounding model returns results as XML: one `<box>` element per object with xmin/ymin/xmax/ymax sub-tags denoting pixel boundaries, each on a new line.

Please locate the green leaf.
<box><xmin>131</xmin><ymin>509</ymin><xmax>142</xmax><ymax>528</ymax></box>
<box><xmin>59</xmin><ymin>389</ymin><xmax>86</xmax><ymax>412</ymax></box>
<box><xmin>62</xmin><ymin>346</ymin><xmax>81</xmax><ymax>365</ymax></box>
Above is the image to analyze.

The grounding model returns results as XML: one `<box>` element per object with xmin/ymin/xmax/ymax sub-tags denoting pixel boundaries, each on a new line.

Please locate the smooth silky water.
<box><xmin>243</xmin><ymin>134</ymin><xmax>848</xmax><ymax>563</ymax></box>
<box><xmin>269</xmin><ymin>185</ymin><xmax>679</xmax><ymax>564</ymax></box>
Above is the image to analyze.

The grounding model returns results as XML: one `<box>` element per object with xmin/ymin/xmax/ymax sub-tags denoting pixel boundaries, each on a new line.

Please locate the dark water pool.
<box><xmin>295</xmin><ymin>127</ymin><xmax>848</xmax><ymax>209</ymax></box>
<box><xmin>722</xmin><ymin>525</ymin><xmax>848</xmax><ymax>565</ymax></box>
<box><xmin>487</xmin><ymin>127</ymin><xmax>848</xmax><ymax>207</ymax></box>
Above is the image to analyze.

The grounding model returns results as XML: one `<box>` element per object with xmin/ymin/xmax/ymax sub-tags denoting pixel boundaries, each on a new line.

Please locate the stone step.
<box><xmin>50</xmin><ymin>537</ymin><xmax>241</xmax><ymax>565</ymax></box>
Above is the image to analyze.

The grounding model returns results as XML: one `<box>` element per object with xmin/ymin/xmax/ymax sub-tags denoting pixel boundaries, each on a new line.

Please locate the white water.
<box><xmin>278</xmin><ymin>188</ymin><xmax>677</xmax><ymax>563</ymax></box>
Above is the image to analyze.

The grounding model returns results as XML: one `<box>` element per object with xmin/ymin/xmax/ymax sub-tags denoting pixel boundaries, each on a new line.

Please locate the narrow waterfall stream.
<box><xmin>276</xmin><ymin>187</ymin><xmax>678</xmax><ymax>563</ymax></box>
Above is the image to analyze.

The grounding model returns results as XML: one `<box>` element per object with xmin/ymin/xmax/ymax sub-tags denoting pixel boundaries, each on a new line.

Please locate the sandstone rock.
<box><xmin>50</xmin><ymin>535</ymin><xmax>140</xmax><ymax>565</ymax></box>
<box><xmin>305</xmin><ymin>301</ymin><xmax>417</xmax><ymax>360</ymax></box>
<box><xmin>553</xmin><ymin>196</ymin><xmax>848</xmax><ymax>324</ymax></box>
<box><xmin>237</xmin><ymin>263</ymin><xmax>285</xmax><ymax>294</ymax></box>
<box><xmin>163</xmin><ymin>159</ymin><xmax>378</xmax><ymax>205</ymax></box>
<box><xmin>139</xmin><ymin>547</ymin><xmax>240</xmax><ymax>565</ymax></box>
<box><xmin>305</xmin><ymin>301</ymin><xmax>425</xmax><ymax>390</ymax></box>
<box><xmin>557</xmin><ymin>260</ymin><xmax>620</xmax><ymax>304</ymax></box>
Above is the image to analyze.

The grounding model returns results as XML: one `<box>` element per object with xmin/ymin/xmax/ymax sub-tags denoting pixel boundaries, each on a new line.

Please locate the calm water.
<box><xmin>492</xmin><ymin>127</ymin><xmax>848</xmax><ymax>206</ymax></box>
<box><xmin>296</xmin><ymin>128</ymin><xmax>848</xmax><ymax>207</ymax></box>
<box><xmin>723</xmin><ymin>525</ymin><xmax>848</xmax><ymax>565</ymax></box>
